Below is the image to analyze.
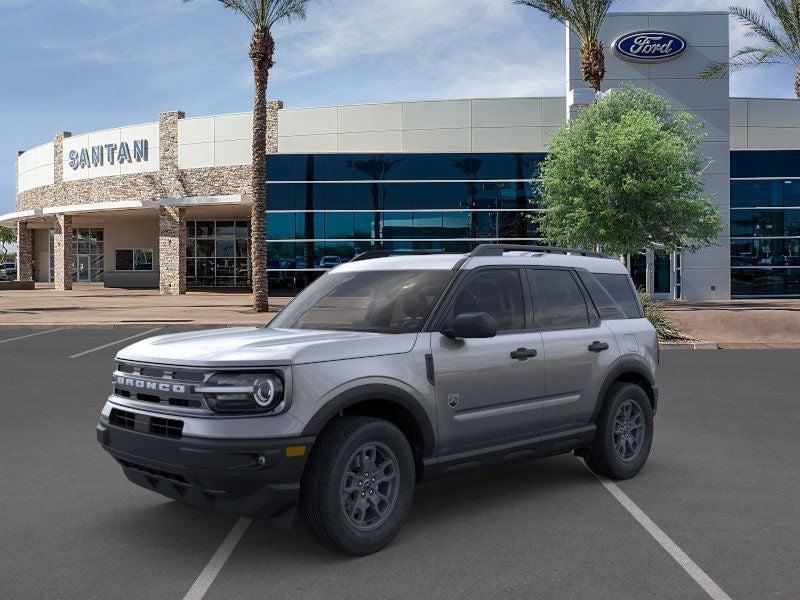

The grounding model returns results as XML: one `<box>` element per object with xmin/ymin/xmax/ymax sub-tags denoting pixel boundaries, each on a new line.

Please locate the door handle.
<box><xmin>510</xmin><ymin>347</ymin><xmax>538</xmax><ymax>361</ymax></box>
<box><xmin>588</xmin><ymin>341</ymin><xmax>610</xmax><ymax>353</ymax></box>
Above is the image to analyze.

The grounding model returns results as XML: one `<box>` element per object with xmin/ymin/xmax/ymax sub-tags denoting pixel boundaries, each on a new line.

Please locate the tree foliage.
<box><xmin>0</xmin><ymin>226</ymin><xmax>15</xmax><ymax>262</ymax></box>
<box><xmin>537</xmin><ymin>84</ymin><xmax>722</xmax><ymax>256</ymax></box>
<box><xmin>698</xmin><ymin>2</ymin><xmax>800</xmax><ymax>100</ymax></box>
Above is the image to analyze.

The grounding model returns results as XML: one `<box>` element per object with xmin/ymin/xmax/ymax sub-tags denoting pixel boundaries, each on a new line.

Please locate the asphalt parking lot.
<box><xmin>1</xmin><ymin>327</ymin><xmax>799</xmax><ymax>600</ymax></box>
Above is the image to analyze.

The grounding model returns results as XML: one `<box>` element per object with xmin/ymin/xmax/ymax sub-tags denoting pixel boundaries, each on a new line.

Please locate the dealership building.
<box><xmin>4</xmin><ymin>10</ymin><xmax>800</xmax><ymax>299</ymax></box>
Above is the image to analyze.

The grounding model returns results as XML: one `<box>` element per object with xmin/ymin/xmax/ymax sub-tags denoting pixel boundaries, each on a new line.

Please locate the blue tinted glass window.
<box><xmin>754</xmin><ymin>151</ymin><xmax>783</xmax><ymax>177</ymax></box>
<box><xmin>299</xmin><ymin>155</ymin><xmax>325</xmax><ymax>181</ymax></box>
<box><xmin>785</xmin><ymin>209</ymin><xmax>800</xmax><ymax>235</ymax></box>
<box><xmin>783</xmin><ymin>180</ymin><xmax>800</xmax><ymax>207</ymax></box>
<box><xmin>441</xmin><ymin>183</ymin><xmax>469</xmax><ymax>209</ymax></box>
<box><xmin>267</xmin><ymin>184</ymin><xmax>298</xmax><ymax>210</ymax></box>
<box><xmin>325</xmin><ymin>213</ymin><xmax>355</xmax><ymax>239</ymax></box>
<box><xmin>382</xmin><ymin>212</ymin><xmax>413</xmax><ymax>239</ymax></box>
<box><xmin>442</xmin><ymin>212</ymin><xmax>471</xmax><ymax>238</ymax></box>
<box><xmin>266</xmin><ymin>213</ymin><xmax>295</xmax><ymax>240</ymax></box>
<box><xmin>730</xmin><ymin>210</ymin><xmax>753</xmax><ymax>237</ymax></box>
<box><xmin>754</xmin><ymin>209</ymin><xmax>784</xmax><ymax>236</ymax></box>
<box><xmin>781</xmin><ymin>150</ymin><xmax>800</xmax><ymax>177</ymax></box>
<box><xmin>754</xmin><ymin>180</ymin><xmax>783</xmax><ymax>207</ymax></box>
<box><xmin>473</xmin><ymin>183</ymin><xmax>499</xmax><ymax>209</ymax></box>
<box><xmin>730</xmin><ymin>181</ymin><xmax>754</xmax><ymax>208</ymax></box>
<box><xmin>324</xmin><ymin>183</ymin><xmax>354</xmax><ymax>210</ymax></box>
<box><xmin>411</xmin><ymin>182</ymin><xmax>442</xmax><ymax>209</ymax></box>
<box><xmin>499</xmin><ymin>211</ymin><xmax>528</xmax><ymax>238</ymax></box>
<box><xmin>515</xmin><ymin>153</ymin><xmax>545</xmax><ymax>179</ymax></box>
<box><xmin>323</xmin><ymin>241</ymin><xmax>355</xmax><ymax>261</ymax></box>
<box><xmin>730</xmin><ymin>151</ymin><xmax>754</xmax><ymax>178</ymax></box>
<box><xmin>298</xmin><ymin>183</ymin><xmax>324</xmax><ymax>211</ymax></box>
<box><xmin>382</xmin><ymin>183</ymin><xmax>413</xmax><ymax>210</ymax></box>
<box><xmin>355</xmin><ymin>213</ymin><xmax>377</xmax><ymax>239</ymax></box>
<box><xmin>266</xmin><ymin>155</ymin><xmax>297</xmax><ymax>181</ymax></box>
<box><xmin>383</xmin><ymin>154</ymin><xmax>411</xmax><ymax>179</ymax></box>
<box><xmin>499</xmin><ymin>182</ymin><xmax>530</xmax><ymax>209</ymax></box>
<box><xmin>412</xmin><ymin>155</ymin><xmax>443</xmax><ymax>180</ymax></box>
<box><xmin>294</xmin><ymin>212</ymin><xmax>323</xmax><ymax>240</ymax></box>
<box><xmin>353</xmin><ymin>183</ymin><xmax>379</xmax><ymax>210</ymax></box>
<box><xmin>413</xmin><ymin>212</ymin><xmax>443</xmax><ymax>237</ymax></box>
<box><xmin>445</xmin><ymin>155</ymin><xmax>484</xmax><ymax>180</ymax></box>
<box><xmin>474</xmin><ymin>211</ymin><xmax>499</xmax><ymax>238</ymax></box>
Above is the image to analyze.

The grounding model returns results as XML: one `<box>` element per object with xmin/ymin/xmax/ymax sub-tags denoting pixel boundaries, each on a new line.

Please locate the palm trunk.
<box><xmin>796</xmin><ymin>67</ymin><xmax>800</xmax><ymax>102</ymax></box>
<box><xmin>580</xmin><ymin>39</ymin><xmax>605</xmax><ymax>93</ymax></box>
<box><xmin>250</xmin><ymin>29</ymin><xmax>274</xmax><ymax>312</ymax></box>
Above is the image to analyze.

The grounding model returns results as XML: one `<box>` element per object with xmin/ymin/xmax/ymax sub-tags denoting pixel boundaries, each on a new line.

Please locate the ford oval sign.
<box><xmin>613</xmin><ymin>31</ymin><xmax>687</xmax><ymax>62</ymax></box>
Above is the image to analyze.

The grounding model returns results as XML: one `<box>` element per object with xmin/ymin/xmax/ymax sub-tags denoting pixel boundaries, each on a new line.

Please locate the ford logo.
<box><xmin>613</xmin><ymin>31</ymin><xmax>686</xmax><ymax>62</ymax></box>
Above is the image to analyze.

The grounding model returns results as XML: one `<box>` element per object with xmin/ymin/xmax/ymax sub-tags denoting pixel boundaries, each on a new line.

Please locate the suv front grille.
<box><xmin>107</xmin><ymin>408</ymin><xmax>184</xmax><ymax>439</ymax></box>
<box><xmin>113</xmin><ymin>362</ymin><xmax>210</xmax><ymax>411</ymax></box>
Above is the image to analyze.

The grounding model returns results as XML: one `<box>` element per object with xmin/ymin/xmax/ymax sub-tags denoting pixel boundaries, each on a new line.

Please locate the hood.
<box><xmin>115</xmin><ymin>327</ymin><xmax>418</xmax><ymax>368</ymax></box>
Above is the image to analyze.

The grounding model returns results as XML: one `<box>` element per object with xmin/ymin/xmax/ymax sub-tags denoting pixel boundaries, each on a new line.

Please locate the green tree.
<box><xmin>0</xmin><ymin>226</ymin><xmax>15</xmax><ymax>263</ymax></box>
<box><xmin>514</xmin><ymin>0</ymin><xmax>615</xmax><ymax>92</ymax></box>
<box><xmin>537</xmin><ymin>84</ymin><xmax>722</xmax><ymax>263</ymax></box>
<box><xmin>699</xmin><ymin>2</ymin><xmax>800</xmax><ymax>100</ymax></box>
<box><xmin>185</xmin><ymin>0</ymin><xmax>315</xmax><ymax>311</ymax></box>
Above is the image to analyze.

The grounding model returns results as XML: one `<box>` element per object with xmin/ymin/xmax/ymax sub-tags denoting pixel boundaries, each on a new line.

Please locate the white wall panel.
<box><xmin>278</xmin><ymin>107</ymin><xmax>338</xmax><ymax>137</ymax></box>
<box><xmin>278</xmin><ymin>134</ymin><xmax>338</xmax><ymax>153</ymax></box>
<box><xmin>402</xmin><ymin>128</ymin><xmax>471</xmax><ymax>152</ymax></box>
<box><xmin>179</xmin><ymin>117</ymin><xmax>214</xmax><ymax>144</ymax></box>
<box><xmin>729</xmin><ymin>99</ymin><xmax>748</xmax><ymax>127</ymax></box>
<box><xmin>648</xmin><ymin>13</ymin><xmax>729</xmax><ymax>47</ymax></box>
<box><xmin>691</xmin><ymin>110</ymin><xmax>729</xmax><ymax>142</ymax></box>
<box><xmin>747</xmin><ymin>98</ymin><xmax>800</xmax><ymax>128</ymax></box>
<box><xmin>472</xmin><ymin>127</ymin><xmax>543</xmax><ymax>152</ymax></box>
<box><xmin>338</xmin><ymin>103</ymin><xmax>403</xmax><ymax>133</ymax></box>
<box><xmin>214</xmin><ymin>113</ymin><xmax>251</xmax><ymax>142</ymax></box>
<box><xmin>403</xmin><ymin>100</ymin><xmax>471</xmax><ymax>130</ymax></box>
<box><xmin>471</xmin><ymin>98</ymin><xmax>542</xmax><ymax>128</ymax></box>
<box><xmin>730</xmin><ymin>126</ymin><xmax>748</xmax><ymax>149</ymax></box>
<box><xmin>541</xmin><ymin>98</ymin><xmax>566</xmax><ymax>126</ymax></box>
<box><xmin>338</xmin><ymin>131</ymin><xmax>403</xmax><ymax>152</ymax></box>
<box><xmin>178</xmin><ymin>142</ymin><xmax>214</xmax><ymax>169</ymax></box>
<box><xmin>214</xmin><ymin>139</ymin><xmax>250</xmax><ymax>166</ymax></box>
<box><xmin>746</xmin><ymin>127</ymin><xmax>800</xmax><ymax>149</ymax></box>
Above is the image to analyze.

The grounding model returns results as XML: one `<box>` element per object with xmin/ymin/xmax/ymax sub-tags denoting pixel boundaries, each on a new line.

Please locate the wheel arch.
<box><xmin>592</xmin><ymin>358</ymin><xmax>657</xmax><ymax>422</ymax></box>
<box><xmin>302</xmin><ymin>384</ymin><xmax>436</xmax><ymax>481</ymax></box>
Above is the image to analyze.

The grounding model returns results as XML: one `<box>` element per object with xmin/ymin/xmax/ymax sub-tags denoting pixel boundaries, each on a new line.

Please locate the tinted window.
<box><xmin>578</xmin><ymin>271</ymin><xmax>626</xmax><ymax>320</ymax></box>
<box><xmin>529</xmin><ymin>269</ymin><xmax>590</xmax><ymax>329</ymax></box>
<box><xmin>593</xmin><ymin>273</ymin><xmax>642</xmax><ymax>318</ymax></box>
<box><xmin>270</xmin><ymin>270</ymin><xmax>454</xmax><ymax>333</ymax></box>
<box><xmin>449</xmin><ymin>269</ymin><xmax>525</xmax><ymax>332</ymax></box>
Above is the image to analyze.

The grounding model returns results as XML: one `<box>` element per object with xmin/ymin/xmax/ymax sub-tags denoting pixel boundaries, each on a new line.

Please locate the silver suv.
<box><xmin>97</xmin><ymin>244</ymin><xmax>658</xmax><ymax>555</ymax></box>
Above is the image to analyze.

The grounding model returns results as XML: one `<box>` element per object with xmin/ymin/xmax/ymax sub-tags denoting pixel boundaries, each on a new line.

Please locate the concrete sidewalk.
<box><xmin>0</xmin><ymin>284</ymin><xmax>288</xmax><ymax>327</ymax></box>
<box><xmin>664</xmin><ymin>299</ymin><xmax>800</xmax><ymax>348</ymax></box>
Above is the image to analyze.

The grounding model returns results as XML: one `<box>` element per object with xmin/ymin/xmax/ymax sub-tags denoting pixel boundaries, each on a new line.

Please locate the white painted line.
<box><xmin>590</xmin><ymin>470</ymin><xmax>733</xmax><ymax>600</ymax></box>
<box><xmin>68</xmin><ymin>328</ymin><xmax>162</xmax><ymax>359</ymax></box>
<box><xmin>182</xmin><ymin>518</ymin><xmax>252</xmax><ymax>600</ymax></box>
<box><xmin>0</xmin><ymin>328</ymin><xmax>63</xmax><ymax>345</ymax></box>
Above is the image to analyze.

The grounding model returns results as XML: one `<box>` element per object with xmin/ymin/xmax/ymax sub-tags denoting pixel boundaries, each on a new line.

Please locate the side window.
<box><xmin>529</xmin><ymin>269</ymin><xmax>590</xmax><ymax>329</ymax></box>
<box><xmin>577</xmin><ymin>271</ymin><xmax>627</xmax><ymax>320</ymax></box>
<box><xmin>449</xmin><ymin>269</ymin><xmax>525</xmax><ymax>332</ymax></box>
<box><xmin>593</xmin><ymin>273</ymin><xmax>643</xmax><ymax>319</ymax></box>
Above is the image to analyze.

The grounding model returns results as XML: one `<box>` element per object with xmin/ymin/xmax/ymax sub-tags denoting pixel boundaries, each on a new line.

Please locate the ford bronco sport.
<box><xmin>97</xmin><ymin>244</ymin><xmax>658</xmax><ymax>555</ymax></box>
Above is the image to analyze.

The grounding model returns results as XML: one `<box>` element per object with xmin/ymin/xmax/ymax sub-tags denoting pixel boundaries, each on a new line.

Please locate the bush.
<box><xmin>638</xmin><ymin>292</ymin><xmax>691</xmax><ymax>341</ymax></box>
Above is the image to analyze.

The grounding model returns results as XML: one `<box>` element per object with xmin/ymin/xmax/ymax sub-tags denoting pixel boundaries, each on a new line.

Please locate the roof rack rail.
<box><xmin>350</xmin><ymin>249</ymin><xmax>447</xmax><ymax>262</ymax></box>
<box><xmin>468</xmin><ymin>244</ymin><xmax>607</xmax><ymax>259</ymax></box>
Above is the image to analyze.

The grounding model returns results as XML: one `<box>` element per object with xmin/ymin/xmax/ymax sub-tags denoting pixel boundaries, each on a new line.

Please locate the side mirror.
<box><xmin>442</xmin><ymin>312</ymin><xmax>497</xmax><ymax>339</ymax></box>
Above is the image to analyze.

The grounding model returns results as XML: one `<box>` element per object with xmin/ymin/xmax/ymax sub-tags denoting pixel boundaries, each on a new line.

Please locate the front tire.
<box><xmin>584</xmin><ymin>382</ymin><xmax>653</xmax><ymax>479</ymax></box>
<box><xmin>298</xmin><ymin>416</ymin><xmax>415</xmax><ymax>555</ymax></box>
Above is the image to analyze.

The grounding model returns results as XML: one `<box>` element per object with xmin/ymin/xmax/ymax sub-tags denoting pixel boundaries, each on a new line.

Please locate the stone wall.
<box><xmin>158</xmin><ymin>206</ymin><xmax>186</xmax><ymax>295</ymax></box>
<box><xmin>16</xmin><ymin>221</ymin><xmax>33</xmax><ymax>281</ymax></box>
<box><xmin>53</xmin><ymin>214</ymin><xmax>72</xmax><ymax>291</ymax></box>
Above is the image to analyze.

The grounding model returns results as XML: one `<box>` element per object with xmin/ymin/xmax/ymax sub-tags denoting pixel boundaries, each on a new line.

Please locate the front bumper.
<box><xmin>97</xmin><ymin>421</ymin><xmax>314</xmax><ymax>526</ymax></box>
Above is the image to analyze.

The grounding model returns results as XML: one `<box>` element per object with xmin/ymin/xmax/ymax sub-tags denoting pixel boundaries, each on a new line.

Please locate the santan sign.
<box><xmin>613</xmin><ymin>31</ymin><xmax>687</xmax><ymax>62</ymax></box>
<box><xmin>68</xmin><ymin>139</ymin><xmax>149</xmax><ymax>170</ymax></box>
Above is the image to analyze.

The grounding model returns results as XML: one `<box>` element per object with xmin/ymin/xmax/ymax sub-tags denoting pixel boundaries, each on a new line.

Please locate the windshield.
<box><xmin>269</xmin><ymin>269</ymin><xmax>455</xmax><ymax>334</ymax></box>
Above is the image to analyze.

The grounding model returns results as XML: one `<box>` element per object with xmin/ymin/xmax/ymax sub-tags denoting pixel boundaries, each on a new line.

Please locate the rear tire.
<box><xmin>298</xmin><ymin>416</ymin><xmax>415</xmax><ymax>555</ymax></box>
<box><xmin>584</xmin><ymin>382</ymin><xmax>653</xmax><ymax>479</ymax></box>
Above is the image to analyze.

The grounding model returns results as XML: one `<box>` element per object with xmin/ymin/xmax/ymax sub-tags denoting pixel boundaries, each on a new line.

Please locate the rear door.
<box><xmin>526</xmin><ymin>268</ymin><xmax>620</xmax><ymax>433</ymax></box>
<box><xmin>431</xmin><ymin>267</ymin><xmax>545</xmax><ymax>455</ymax></box>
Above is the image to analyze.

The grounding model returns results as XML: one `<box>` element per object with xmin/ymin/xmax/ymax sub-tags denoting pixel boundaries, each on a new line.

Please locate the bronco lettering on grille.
<box><xmin>115</xmin><ymin>376</ymin><xmax>186</xmax><ymax>394</ymax></box>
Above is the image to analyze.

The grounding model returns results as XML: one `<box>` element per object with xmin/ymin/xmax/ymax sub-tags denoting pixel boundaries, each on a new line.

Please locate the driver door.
<box><xmin>431</xmin><ymin>267</ymin><xmax>545</xmax><ymax>455</ymax></box>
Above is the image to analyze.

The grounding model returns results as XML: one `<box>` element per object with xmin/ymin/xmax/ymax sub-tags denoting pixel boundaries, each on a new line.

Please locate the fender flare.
<box><xmin>591</xmin><ymin>357</ymin><xmax>657</xmax><ymax>421</ymax></box>
<box><xmin>301</xmin><ymin>383</ymin><xmax>436</xmax><ymax>458</ymax></box>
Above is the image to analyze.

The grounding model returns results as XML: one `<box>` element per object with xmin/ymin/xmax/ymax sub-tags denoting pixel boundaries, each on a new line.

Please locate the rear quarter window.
<box><xmin>590</xmin><ymin>273</ymin><xmax>643</xmax><ymax>319</ymax></box>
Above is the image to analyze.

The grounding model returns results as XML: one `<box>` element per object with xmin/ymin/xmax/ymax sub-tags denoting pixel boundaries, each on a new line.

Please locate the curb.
<box><xmin>660</xmin><ymin>341</ymin><xmax>719</xmax><ymax>350</ymax></box>
<box><xmin>0</xmin><ymin>323</ymin><xmax>256</xmax><ymax>329</ymax></box>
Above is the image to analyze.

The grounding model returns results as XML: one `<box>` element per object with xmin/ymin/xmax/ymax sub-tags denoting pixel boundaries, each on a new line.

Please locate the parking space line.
<box><xmin>182</xmin><ymin>518</ymin><xmax>252</xmax><ymax>600</ymax></box>
<box><xmin>0</xmin><ymin>329</ymin><xmax>63</xmax><ymax>345</ymax></box>
<box><xmin>591</xmin><ymin>470</ymin><xmax>733</xmax><ymax>600</ymax></box>
<box><xmin>68</xmin><ymin>328</ymin><xmax>162</xmax><ymax>359</ymax></box>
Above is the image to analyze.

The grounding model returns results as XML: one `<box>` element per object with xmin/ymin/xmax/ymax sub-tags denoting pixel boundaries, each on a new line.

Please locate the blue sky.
<box><xmin>1</xmin><ymin>0</ymin><xmax>797</xmax><ymax>215</ymax></box>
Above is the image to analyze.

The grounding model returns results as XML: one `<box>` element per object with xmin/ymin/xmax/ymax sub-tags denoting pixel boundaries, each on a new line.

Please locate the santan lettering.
<box><xmin>629</xmin><ymin>35</ymin><xmax>674</xmax><ymax>56</ymax></box>
<box><xmin>68</xmin><ymin>139</ymin><xmax>148</xmax><ymax>170</ymax></box>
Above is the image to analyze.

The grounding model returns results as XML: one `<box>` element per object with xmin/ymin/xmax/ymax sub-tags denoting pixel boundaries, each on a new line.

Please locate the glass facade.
<box><xmin>186</xmin><ymin>220</ymin><xmax>251</xmax><ymax>288</ymax></box>
<box><xmin>264</xmin><ymin>153</ymin><xmax>545</xmax><ymax>290</ymax></box>
<box><xmin>731</xmin><ymin>151</ymin><xmax>800</xmax><ymax>296</ymax></box>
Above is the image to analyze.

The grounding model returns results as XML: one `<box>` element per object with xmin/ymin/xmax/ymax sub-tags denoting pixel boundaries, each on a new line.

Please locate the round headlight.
<box><xmin>254</xmin><ymin>375</ymin><xmax>283</xmax><ymax>408</ymax></box>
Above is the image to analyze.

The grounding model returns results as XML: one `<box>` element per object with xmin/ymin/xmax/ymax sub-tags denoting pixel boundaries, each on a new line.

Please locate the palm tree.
<box><xmin>699</xmin><ymin>2</ymin><xmax>800</xmax><ymax>101</ymax></box>
<box><xmin>514</xmin><ymin>0</ymin><xmax>615</xmax><ymax>92</ymax></box>
<box><xmin>185</xmin><ymin>0</ymin><xmax>314</xmax><ymax>312</ymax></box>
